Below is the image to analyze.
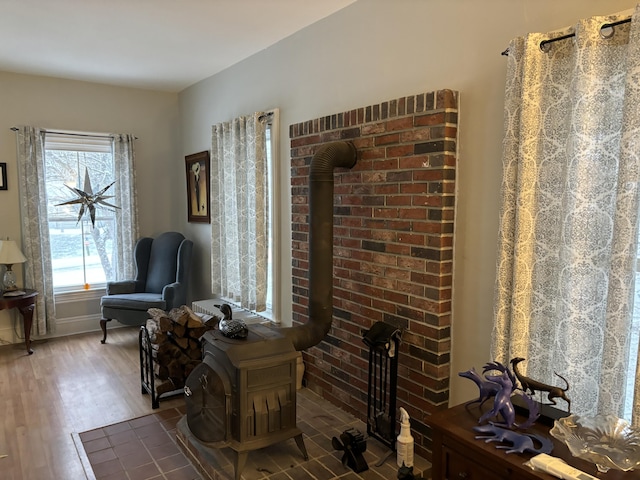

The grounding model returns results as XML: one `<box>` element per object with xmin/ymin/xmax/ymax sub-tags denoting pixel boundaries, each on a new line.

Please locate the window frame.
<box><xmin>265</xmin><ymin>109</ymin><xmax>281</xmax><ymax>323</ymax></box>
<box><xmin>44</xmin><ymin>131</ymin><xmax>116</xmax><ymax>294</ymax></box>
<box><xmin>217</xmin><ymin>109</ymin><xmax>281</xmax><ymax>323</ymax></box>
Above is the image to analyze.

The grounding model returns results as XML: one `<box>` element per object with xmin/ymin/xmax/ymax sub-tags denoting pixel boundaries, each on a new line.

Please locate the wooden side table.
<box><xmin>0</xmin><ymin>289</ymin><xmax>38</xmax><ymax>354</ymax></box>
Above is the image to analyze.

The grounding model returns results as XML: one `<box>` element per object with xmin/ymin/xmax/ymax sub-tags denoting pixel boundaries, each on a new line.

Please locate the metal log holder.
<box><xmin>363</xmin><ymin>321</ymin><xmax>402</xmax><ymax>452</ymax></box>
<box><xmin>139</xmin><ymin>325</ymin><xmax>183</xmax><ymax>409</ymax></box>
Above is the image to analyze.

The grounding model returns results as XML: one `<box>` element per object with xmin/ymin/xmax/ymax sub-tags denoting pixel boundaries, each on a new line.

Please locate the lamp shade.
<box><xmin>0</xmin><ymin>240</ymin><xmax>27</xmax><ymax>265</ymax></box>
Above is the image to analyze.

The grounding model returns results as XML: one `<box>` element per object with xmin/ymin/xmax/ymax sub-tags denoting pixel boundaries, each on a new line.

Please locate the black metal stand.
<box><xmin>363</xmin><ymin>321</ymin><xmax>402</xmax><ymax>452</ymax></box>
<box><xmin>139</xmin><ymin>326</ymin><xmax>183</xmax><ymax>409</ymax></box>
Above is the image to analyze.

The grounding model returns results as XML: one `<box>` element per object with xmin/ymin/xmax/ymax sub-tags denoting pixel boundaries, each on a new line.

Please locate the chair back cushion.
<box><xmin>145</xmin><ymin>232</ymin><xmax>186</xmax><ymax>293</ymax></box>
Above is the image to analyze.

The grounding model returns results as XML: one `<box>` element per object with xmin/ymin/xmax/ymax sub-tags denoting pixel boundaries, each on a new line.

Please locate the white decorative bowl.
<box><xmin>550</xmin><ymin>414</ymin><xmax>640</xmax><ymax>473</ymax></box>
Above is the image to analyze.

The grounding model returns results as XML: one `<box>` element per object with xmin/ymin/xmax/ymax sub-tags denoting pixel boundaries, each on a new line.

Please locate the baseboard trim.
<box><xmin>0</xmin><ymin>314</ymin><xmax>128</xmax><ymax>347</ymax></box>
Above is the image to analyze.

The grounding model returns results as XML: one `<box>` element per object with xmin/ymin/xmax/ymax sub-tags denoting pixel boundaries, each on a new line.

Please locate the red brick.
<box><xmin>291</xmin><ymin>135</ymin><xmax>322</xmax><ymax>147</ymax></box>
<box><xmin>400</xmin><ymin>129</ymin><xmax>432</xmax><ymax>143</ymax></box>
<box><xmin>384</xmin><ymin>195</ymin><xmax>411</xmax><ymax>206</ymax></box>
<box><xmin>361</xmin><ymin>122</ymin><xmax>386</xmax><ymax>135</ymax></box>
<box><xmin>361</xmin><ymin>171</ymin><xmax>386</xmax><ymax>183</ymax></box>
<box><xmin>385</xmin><ymin>244</ymin><xmax>411</xmax><ymax>256</ymax></box>
<box><xmin>375</xmin><ymin>207</ymin><xmax>402</xmax><ymax>219</ymax></box>
<box><xmin>385</xmin><ymin>117</ymin><xmax>414</xmax><ymax>131</ymax></box>
<box><xmin>396</xmin><ymin>232</ymin><xmax>426</xmax><ymax>246</ymax></box>
<box><xmin>373</xmin><ymin>159</ymin><xmax>401</xmax><ymax>172</ymax></box>
<box><xmin>399</xmin><ymin>208</ymin><xmax>427</xmax><ymax>220</ymax></box>
<box><xmin>368</xmin><ymin>230</ymin><xmax>395</xmax><ymax>243</ymax></box>
<box><xmin>413</xmin><ymin>195</ymin><xmax>444</xmax><ymax>207</ymax></box>
<box><xmin>371</xmin><ymin>276</ymin><xmax>397</xmax><ymax>290</ymax></box>
<box><xmin>374</xmin><ymin>184</ymin><xmax>400</xmax><ymax>195</ymax></box>
<box><xmin>375</xmin><ymin>133</ymin><xmax>401</xmax><ymax>146</ymax></box>
<box><xmin>291</xmin><ymin>90</ymin><xmax>457</xmax><ymax>448</ymax></box>
<box><xmin>415</xmin><ymin>112</ymin><xmax>446</xmax><ymax>126</ymax></box>
<box><xmin>352</xmin><ymin>136</ymin><xmax>374</xmax><ymax>149</ymax></box>
<box><xmin>396</xmin><ymin>280</ymin><xmax>425</xmax><ymax>296</ymax></box>
<box><xmin>386</xmin><ymin>144</ymin><xmax>414</xmax><ymax>157</ymax></box>
<box><xmin>437</xmin><ymin>89</ymin><xmax>458</xmax><ymax>109</ymax></box>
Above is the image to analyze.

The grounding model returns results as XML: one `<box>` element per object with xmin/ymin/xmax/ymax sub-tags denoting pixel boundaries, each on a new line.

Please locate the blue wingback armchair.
<box><xmin>100</xmin><ymin>231</ymin><xmax>193</xmax><ymax>343</ymax></box>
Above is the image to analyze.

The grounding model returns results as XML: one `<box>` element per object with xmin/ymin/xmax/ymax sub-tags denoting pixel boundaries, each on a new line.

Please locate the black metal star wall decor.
<box><xmin>56</xmin><ymin>168</ymin><xmax>119</xmax><ymax>227</ymax></box>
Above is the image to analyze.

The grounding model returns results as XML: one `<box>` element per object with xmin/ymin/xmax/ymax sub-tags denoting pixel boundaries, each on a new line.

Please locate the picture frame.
<box><xmin>0</xmin><ymin>163</ymin><xmax>7</xmax><ymax>190</ymax></box>
<box><xmin>185</xmin><ymin>151</ymin><xmax>210</xmax><ymax>223</ymax></box>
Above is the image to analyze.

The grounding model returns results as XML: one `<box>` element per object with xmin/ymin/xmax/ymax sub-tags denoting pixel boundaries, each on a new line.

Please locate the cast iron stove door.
<box><xmin>184</xmin><ymin>354</ymin><xmax>231</xmax><ymax>443</ymax></box>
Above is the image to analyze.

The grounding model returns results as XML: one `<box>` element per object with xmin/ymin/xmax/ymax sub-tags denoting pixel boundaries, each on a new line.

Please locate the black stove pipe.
<box><xmin>282</xmin><ymin>141</ymin><xmax>357</xmax><ymax>351</ymax></box>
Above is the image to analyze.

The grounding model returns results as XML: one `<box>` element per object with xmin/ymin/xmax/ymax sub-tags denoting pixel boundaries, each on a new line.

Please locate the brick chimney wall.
<box><xmin>289</xmin><ymin>89</ymin><xmax>458</xmax><ymax>457</ymax></box>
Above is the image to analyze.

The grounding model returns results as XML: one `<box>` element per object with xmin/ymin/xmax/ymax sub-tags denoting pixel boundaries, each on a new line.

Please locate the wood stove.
<box><xmin>183</xmin><ymin>324</ymin><xmax>307</xmax><ymax>479</ymax></box>
<box><xmin>181</xmin><ymin>141</ymin><xmax>357</xmax><ymax>480</ymax></box>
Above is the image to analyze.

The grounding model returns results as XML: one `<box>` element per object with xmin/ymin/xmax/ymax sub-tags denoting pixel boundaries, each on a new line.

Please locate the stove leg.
<box><xmin>295</xmin><ymin>433</ymin><xmax>309</xmax><ymax>460</ymax></box>
<box><xmin>234</xmin><ymin>451</ymin><xmax>248</xmax><ymax>480</ymax></box>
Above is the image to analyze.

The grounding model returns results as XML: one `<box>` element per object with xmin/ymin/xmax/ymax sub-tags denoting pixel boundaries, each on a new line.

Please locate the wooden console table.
<box><xmin>0</xmin><ymin>289</ymin><xmax>38</xmax><ymax>354</ymax></box>
<box><xmin>427</xmin><ymin>401</ymin><xmax>640</xmax><ymax>479</ymax></box>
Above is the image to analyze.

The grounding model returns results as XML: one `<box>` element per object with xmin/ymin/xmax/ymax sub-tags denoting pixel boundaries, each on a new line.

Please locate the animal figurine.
<box><xmin>459</xmin><ymin>361</ymin><xmax>540</xmax><ymax>429</ymax></box>
<box><xmin>478</xmin><ymin>361</ymin><xmax>539</xmax><ymax>429</ymax></box>
<box><xmin>510</xmin><ymin>357</ymin><xmax>571</xmax><ymax>411</ymax></box>
<box><xmin>483</xmin><ymin>361</ymin><xmax>517</xmax><ymax>387</ymax></box>
<box><xmin>458</xmin><ymin>367</ymin><xmax>500</xmax><ymax>407</ymax></box>
<box><xmin>473</xmin><ymin>424</ymin><xmax>553</xmax><ymax>455</ymax></box>
<box><xmin>215</xmin><ymin>303</ymin><xmax>248</xmax><ymax>339</ymax></box>
<box><xmin>479</xmin><ymin>368</ymin><xmax>517</xmax><ymax>427</ymax></box>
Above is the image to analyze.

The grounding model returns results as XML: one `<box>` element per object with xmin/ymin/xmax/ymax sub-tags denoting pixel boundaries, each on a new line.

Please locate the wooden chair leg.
<box><xmin>100</xmin><ymin>318</ymin><xmax>111</xmax><ymax>344</ymax></box>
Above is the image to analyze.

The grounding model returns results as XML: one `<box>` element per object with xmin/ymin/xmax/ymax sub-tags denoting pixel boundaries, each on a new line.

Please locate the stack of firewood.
<box><xmin>145</xmin><ymin>305</ymin><xmax>218</xmax><ymax>396</ymax></box>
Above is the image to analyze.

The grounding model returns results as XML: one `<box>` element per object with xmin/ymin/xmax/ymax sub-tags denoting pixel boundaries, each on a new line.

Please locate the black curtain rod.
<box><xmin>10</xmin><ymin>127</ymin><xmax>137</xmax><ymax>139</ymax></box>
<box><xmin>501</xmin><ymin>17</ymin><xmax>632</xmax><ymax>56</ymax></box>
<box><xmin>258</xmin><ymin>111</ymin><xmax>275</xmax><ymax>122</ymax></box>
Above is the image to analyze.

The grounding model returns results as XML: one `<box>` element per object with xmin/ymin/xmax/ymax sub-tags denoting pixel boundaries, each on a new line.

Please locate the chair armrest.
<box><xmin>162</xmin><ymin>282</ymin><xmax>186</xmax><ymax>309</ymax></box>
<box><xmin>106</xmin><ymin>280</ymin><xmax>137</xmax><ymax>295</ymax></box>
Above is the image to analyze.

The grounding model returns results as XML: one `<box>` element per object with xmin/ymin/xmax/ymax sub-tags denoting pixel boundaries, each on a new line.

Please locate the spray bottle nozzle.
<box><xmin>399</xmin><ymin>407</ymin><xmax>410</xmax><ymax>424</ymax></box>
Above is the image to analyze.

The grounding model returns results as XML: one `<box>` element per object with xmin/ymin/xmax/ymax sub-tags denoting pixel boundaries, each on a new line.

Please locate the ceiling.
<box><xmin>0</xmin><ymin>0</ymin><xmax>356</xmax><ymax>92</ymax></box>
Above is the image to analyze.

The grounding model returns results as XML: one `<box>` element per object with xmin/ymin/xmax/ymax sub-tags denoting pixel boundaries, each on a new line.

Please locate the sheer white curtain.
<box><xmin>15</xmin><ymin>126</ymin><xmax>56</xmax><ymax>335</ymax></box>
<box><xmin>492</xmin><ymin>6</ymin><xmax>640</xmax><ymax>421</ymax></box>
<box><xmin>210</xmin><ymin>112</ymin><xmax>268</xmax><ymax>311</ymax></box>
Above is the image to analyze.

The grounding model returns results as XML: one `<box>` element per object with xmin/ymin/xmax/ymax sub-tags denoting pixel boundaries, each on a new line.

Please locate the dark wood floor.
<box><xmin>0</xmin><ymin>327</ymin><xmax>185</xmax><ymax>480</ymax></box>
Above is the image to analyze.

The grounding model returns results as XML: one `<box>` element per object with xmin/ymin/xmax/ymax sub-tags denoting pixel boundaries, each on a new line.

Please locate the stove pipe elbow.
<box><xmin>283</xmin><ymin>141</ymin><xmax>357</xmax><ymax>351</ymax></box>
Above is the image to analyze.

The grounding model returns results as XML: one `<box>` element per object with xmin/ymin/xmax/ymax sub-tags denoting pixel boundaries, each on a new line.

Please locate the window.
<box><xmin>624</xmin><ymin>239</ymin><xmax>640</xmax><ymax>420</ymax></box>
<box><xmin>45</xmin><ymin>133</ymin><xmax>117</xmax><ymax>291</ymax></box>
<box><xmin>211</xmin><ymin>110</ymin><xmax>280</xmax><ymax>322</ymax></box>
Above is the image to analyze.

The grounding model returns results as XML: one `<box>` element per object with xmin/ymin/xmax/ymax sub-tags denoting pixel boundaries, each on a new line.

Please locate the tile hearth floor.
<box><xmin>77</xmin><ymin>388</ymin><xmax>431</xmax><ymax>480</ymax></box>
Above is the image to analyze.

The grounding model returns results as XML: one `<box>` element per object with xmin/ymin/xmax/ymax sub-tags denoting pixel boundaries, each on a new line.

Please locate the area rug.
<box><xmin>74</xmin><ymin>407</ymin><xmax>202</xmax><ymax>480</ymax></box>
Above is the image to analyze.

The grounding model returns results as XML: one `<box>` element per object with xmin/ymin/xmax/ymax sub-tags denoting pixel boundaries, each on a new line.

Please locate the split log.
<box><xmin>145</xmin><ymin>305</ymin><xmax>219</xmax><ymax>394</ymax></box>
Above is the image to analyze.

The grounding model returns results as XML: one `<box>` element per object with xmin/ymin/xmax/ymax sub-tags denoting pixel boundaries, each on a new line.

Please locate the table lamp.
<box><xmin>0</xmin><ymin>240</ymin><xmax>27</xmax><ymax>292</ymax></box>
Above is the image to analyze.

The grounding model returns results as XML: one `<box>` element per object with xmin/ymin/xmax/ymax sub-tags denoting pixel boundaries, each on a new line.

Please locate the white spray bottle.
<box><xmin>396</xmin><ymin>407</ymin><xmax>414</xmax><ymax>468</ymax></box>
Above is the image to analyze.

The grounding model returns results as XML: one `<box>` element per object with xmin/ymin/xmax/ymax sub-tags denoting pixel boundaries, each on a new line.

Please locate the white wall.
<box><xmin>178</xmin><ymin>0</ymin><xmax>638</xmax><ymax>405</ymax></box>
<box><xmin>0</xmin><ymin>71</ymin><xmax>180</xmax><ymax>343</ymax></box>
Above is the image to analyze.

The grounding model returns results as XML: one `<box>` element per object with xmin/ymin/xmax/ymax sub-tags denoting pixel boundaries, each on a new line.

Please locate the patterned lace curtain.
<box><xmin>210</xmin><ymin>112</ymin><xmax>268</xmax><ymax>311</ymax></box>
<box><xmin>15</xmin><ymin>126</ymin><xmax>56</xmax><ymax>335</ymax></box>
<box><xmin>112</xmin><ymin>134</ymin><xmax>139</xmax><ymax>280</ymax></box>
<box><xmin>492</xmin><ymin>6</ymin><xmax>640</xmax><ymax>421</ymax></box>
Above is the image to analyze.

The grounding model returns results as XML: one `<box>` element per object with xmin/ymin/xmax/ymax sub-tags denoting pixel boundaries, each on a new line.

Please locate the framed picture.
<box><xmin>185</xmin><ymin>151</ymin><xmax>210</xmax><ymax>223</ymax></box>
<box><xmin>0</xmin><ymin>163</ymin><xmax>6</xmax><ymax>190</ymax></box>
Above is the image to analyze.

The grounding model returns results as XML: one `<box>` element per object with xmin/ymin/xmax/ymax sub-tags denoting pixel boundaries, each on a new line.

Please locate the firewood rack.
<box><xmin>362</xmin><ymin>321</ymin><xmax>402</xmax><ymax>452</ymax></box>
<box><xmin>139</xmin><ymin>325</ymin><xmax>183</xmax><ymax>409</ymax></box>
